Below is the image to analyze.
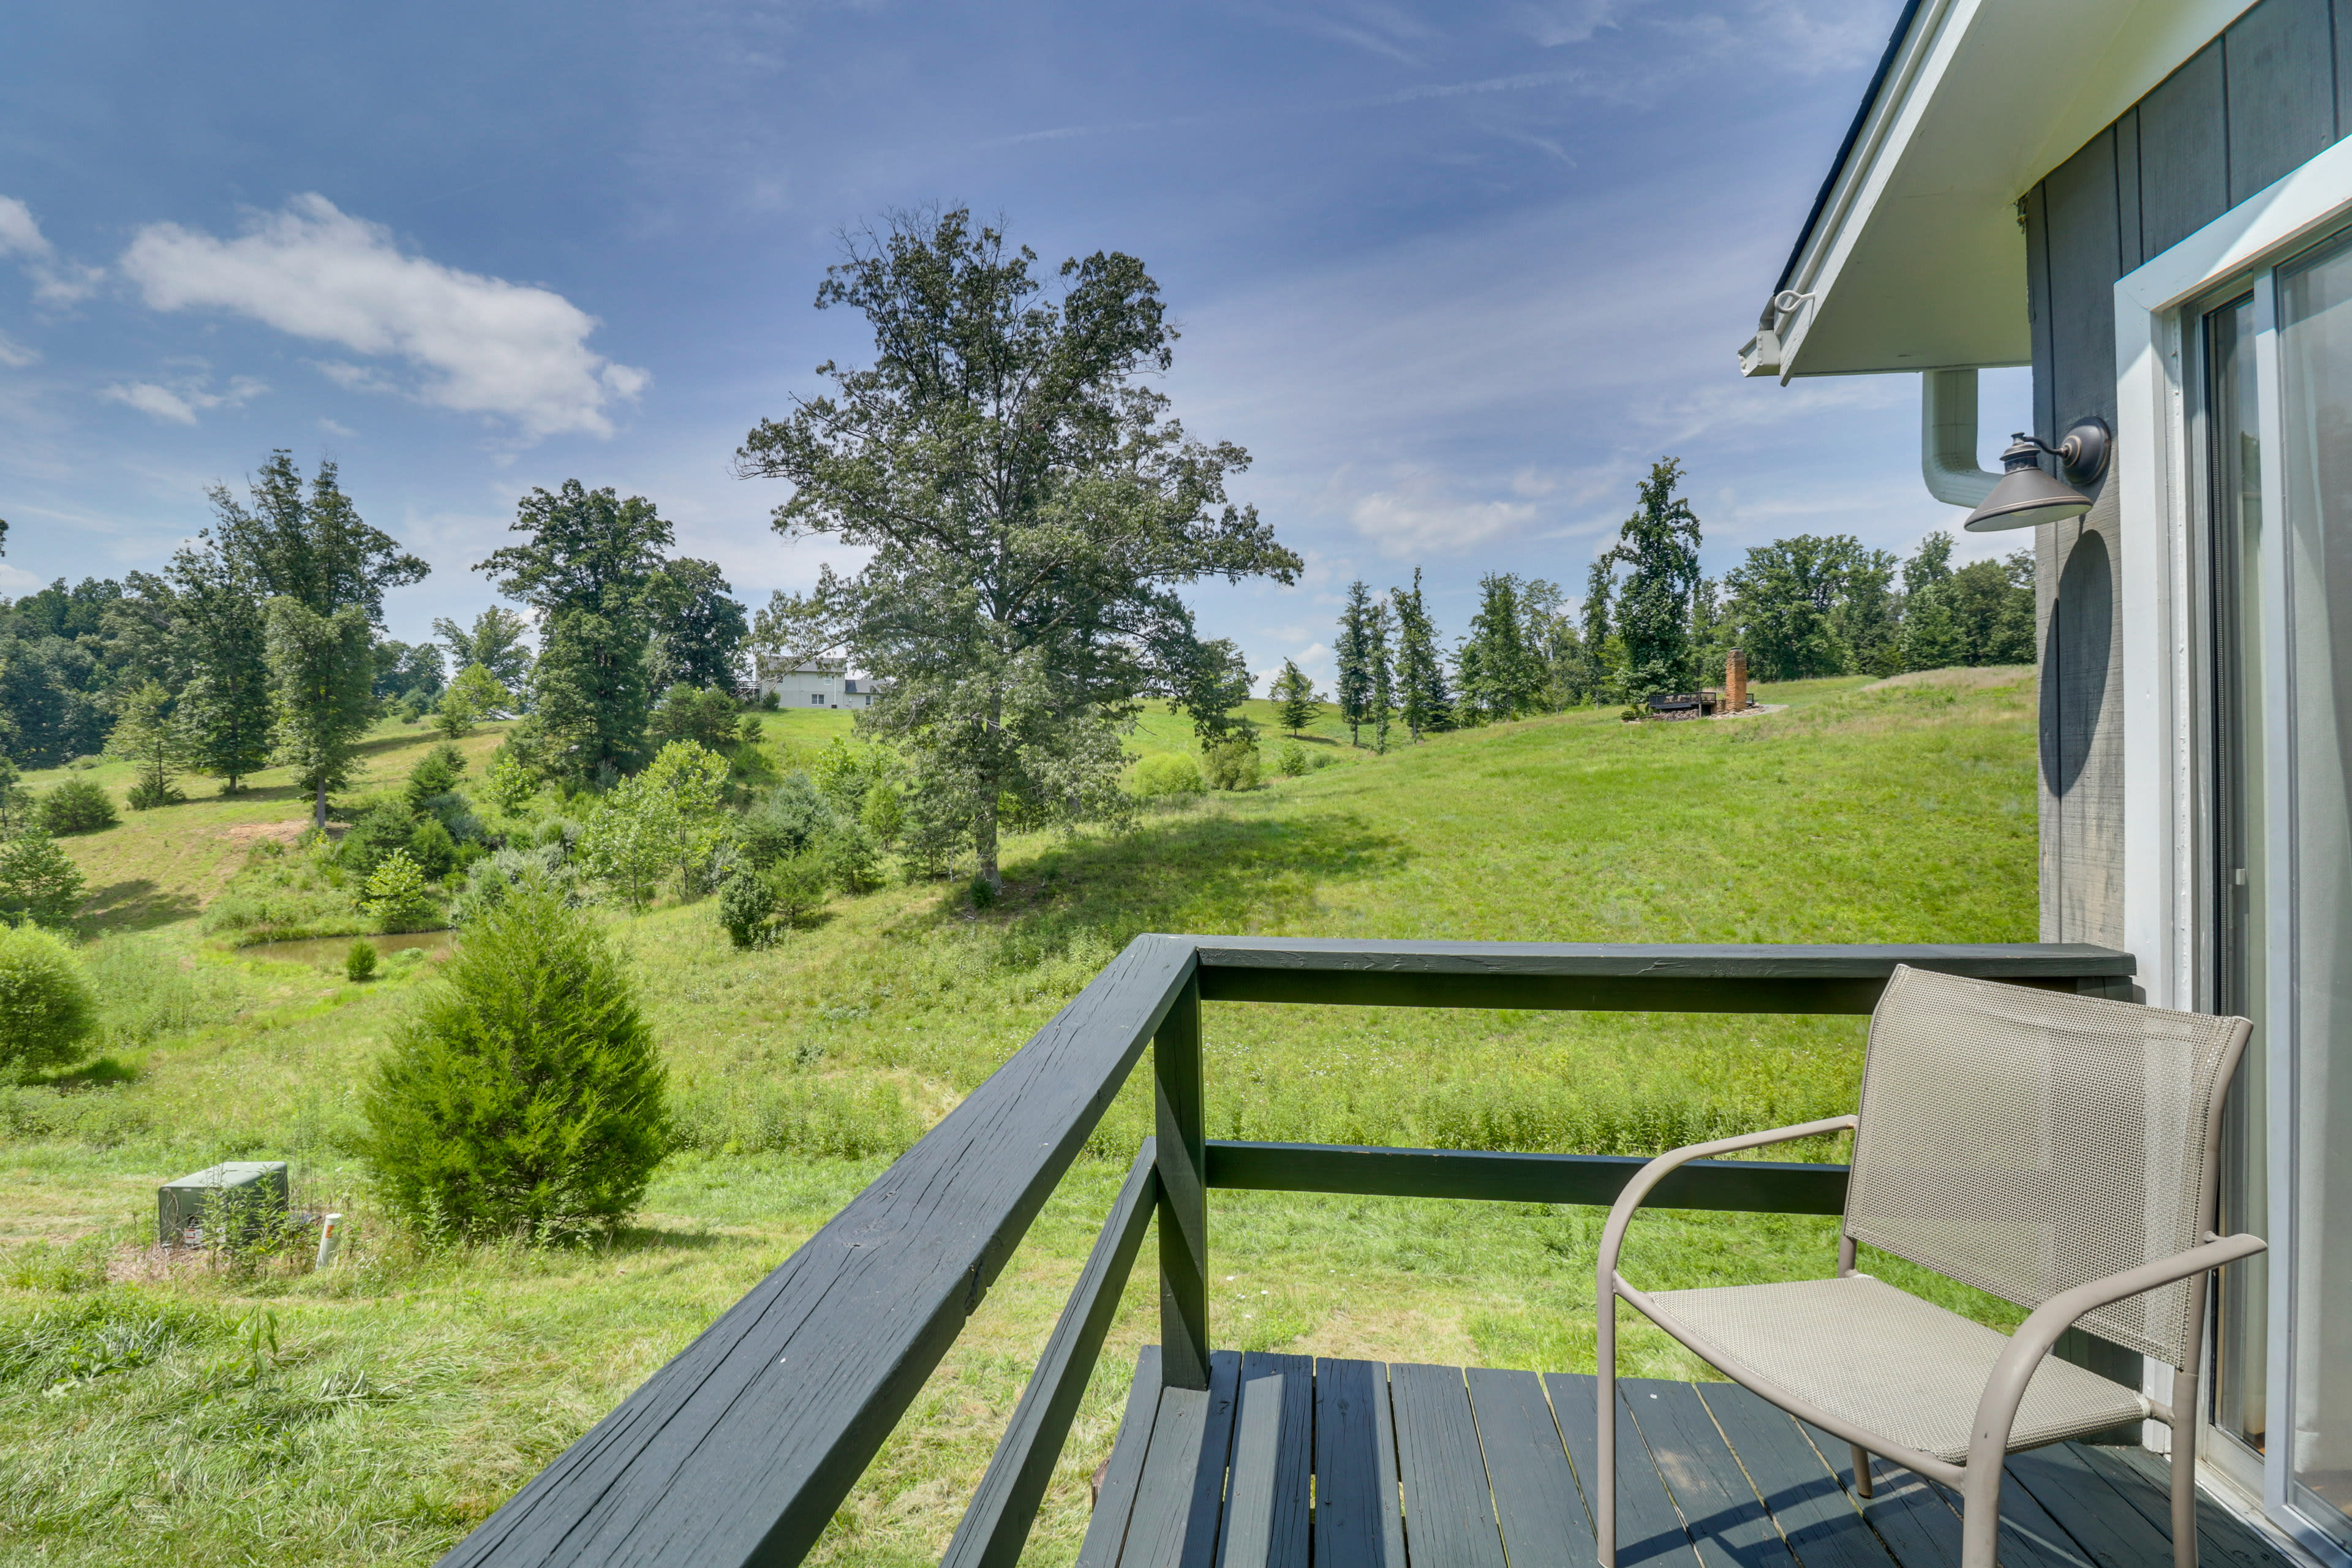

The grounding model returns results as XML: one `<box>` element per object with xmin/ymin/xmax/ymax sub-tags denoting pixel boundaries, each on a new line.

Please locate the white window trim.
<box><xmin>2114</xmin><ymin>129</ymin><xmax>2352</xmax><ymax>1567</ymax></box>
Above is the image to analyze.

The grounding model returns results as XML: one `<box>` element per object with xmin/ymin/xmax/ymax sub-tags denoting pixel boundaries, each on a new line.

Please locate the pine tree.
<box><xmin>1336</xmin><ymin>581</ymin><xmax>1376</xmax><ymax>747</ymax></box>
<box><xmin>104</xmin><ymin>681</ymin><xmax>191</xmax><ymax>809</ymax></box>
<box><xmin>1600</xmin><ymin>458</ymin><xmax>1703</xmax><ymax>699</ymax></box>
<box><xmin>1392</xmin><ymin>568</ymin><xmax>1452</xmax><ymax>742</ymax></box>
<box><xmin>1367</xmin><ymin>596</ymin><xmax>1395</xmax><ymax>753</ymax></box>
<box><xmin>1272</xmin><ymin>659</ymin><xmax>1321</xmax><ymax>736</ymax></box>
<box><xmin>359</xmin><ymin>878</ymin><xmax>668</xmax><ymax>1240</ymax></box>
<box><xmin>1459</xmin><ymin>573</ymin><xmax>1534</xmax><ymax>722</ymax></box>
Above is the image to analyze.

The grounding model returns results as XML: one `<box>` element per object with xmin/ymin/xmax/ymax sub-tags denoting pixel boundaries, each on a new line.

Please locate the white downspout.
<box><xmin>1922</xmin><ymin>367</ymin><xmax>2000</xmax><ymax>507</ymax></box>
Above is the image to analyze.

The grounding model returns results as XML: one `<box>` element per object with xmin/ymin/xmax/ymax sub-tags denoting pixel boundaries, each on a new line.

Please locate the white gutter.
<box><xmin>1921</xmin><ymin>368</ymin><xmax>2000</xmax><ymax>507</ymax></box>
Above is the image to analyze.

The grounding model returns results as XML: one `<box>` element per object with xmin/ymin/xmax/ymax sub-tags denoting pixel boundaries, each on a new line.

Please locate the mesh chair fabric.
<box><xmin>1643</xmin><ymin>1275</ymin><xmax>2150</xmax><ymax>1463</ymax></box>
<box><xmin>1844</xmin><ymin>966</ymin><xmax>2242</xmax><ymax>1365</ymax></box>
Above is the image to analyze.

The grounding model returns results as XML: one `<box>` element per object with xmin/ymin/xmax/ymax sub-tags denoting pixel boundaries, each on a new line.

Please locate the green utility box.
<box><xmin>157</xmin><ymin>1161</ymin><xmax>288</xmax><ymax>1246</ymax></box>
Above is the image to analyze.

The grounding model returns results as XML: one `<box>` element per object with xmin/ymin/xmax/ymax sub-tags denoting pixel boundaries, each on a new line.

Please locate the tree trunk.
<box><xmin>974</xmin><ymin>789</ymin><xmax>1000</xmax><ymax>892</ymax></box>
<box><xmin>314</xmin><ymin>779</ymin><xmax>328</xmax><ymax>833</ymax></box>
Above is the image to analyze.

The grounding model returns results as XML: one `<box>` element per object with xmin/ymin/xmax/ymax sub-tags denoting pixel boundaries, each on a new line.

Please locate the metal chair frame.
<box><xmin>1595</xmin><ymin>972</ymin><xmax>2263</xmax><ymax>1568</ymax></box>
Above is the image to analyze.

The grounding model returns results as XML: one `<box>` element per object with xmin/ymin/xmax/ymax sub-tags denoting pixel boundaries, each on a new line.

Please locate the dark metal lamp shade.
<box><xmin>1962</xmin><ymin>419</ymin><xmax>2109</xmax><ymax>532</ymax></box>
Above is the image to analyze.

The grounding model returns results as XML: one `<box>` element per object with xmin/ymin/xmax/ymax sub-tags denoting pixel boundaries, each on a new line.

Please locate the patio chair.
<box><xmin>1595</xmin><ymin>963</ymin><xmax>2265</xmax><ymax>1568</ymax></box>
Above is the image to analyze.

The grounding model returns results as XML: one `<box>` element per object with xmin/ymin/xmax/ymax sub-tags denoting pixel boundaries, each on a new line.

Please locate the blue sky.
<box><xmin>0</xmin><ymin>0</ymin><xmax>2030</xmax><ymax>690</ymax></box>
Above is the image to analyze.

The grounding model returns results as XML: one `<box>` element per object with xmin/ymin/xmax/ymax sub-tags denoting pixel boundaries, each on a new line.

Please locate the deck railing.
<box><xmin>439</xmin><ymin>938</ymin><xmax>2135</xmax><ymax>1568</ymax></box>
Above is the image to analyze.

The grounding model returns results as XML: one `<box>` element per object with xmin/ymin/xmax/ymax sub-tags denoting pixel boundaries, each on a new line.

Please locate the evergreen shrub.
<box><xmin>339</xmin><ymin>799</ymin><xmax>417</xmax><ymax>880</ymax></box>
<box><xmin>36</xmin><ymin>780</ymin><xmax>116</xmax><ymax>835</ymax></box>
<box><xmin>766</xmin><ymin>851</ymin><xmax>831</xmax><ymax>927</ymax></box>
<box><xmin>824</xmin><ymin>824</ymin><xmax>882</xmax><ymax>894</ymax></box>
<box><xmin>0</xmin><ymin>832</ymin><xmax>86</xmax><ymax>929</ymax></box>
<box><xmin>125</xmin><ymin>777</ymin><xmax>187</xmax><ymax>811</ymax></box>
<box><xmin>1131</xmin><ymin>753</ymin><xmax>1204</xmax><ymax>798</ymax></box>
<box><xmin>360</xmin><ymin>881</ymin><xmax>668</xmax><ymax>1240</ymax></box>
<box><xmin>717</xmin><ymin>867</ymin><xmax>775</xmax><ymax>949</ymax></box>
<box><xmin>344</xmin><ymin>940</ymin><xmax>379</xmax><ymax>982</ymax></box>
<box><xmin>407</xmin><ymin>817</ymin><xmax>459</xmax><ymax>881</ymax></box>
<box><xmin>1275</xmin><ymin>741</ymin><xmax>1308</xmax><ymax>777</ymax></box>
<box><xmin>0</xmin><ymin>924</ymin><xmax>95</xmax><ymax>1080</ymax></box>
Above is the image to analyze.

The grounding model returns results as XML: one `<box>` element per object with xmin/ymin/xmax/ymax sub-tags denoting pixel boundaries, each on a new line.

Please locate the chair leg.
<box><xmin>1958</xmin><ymin>1460</ymin><xmax>2004</xmax><ymax>1568</ymax></box>
<box><xmin>2171</xmin><ymin>1374</ymin><xmax>2201</xmax><ymax>1568</ymax></box>
<box><xmin>1597</xmin><ymin>1292</ymin><xmax>1617</xmax><ymax>1568</ymax></box>
<box><xmin>1851</xmin><ymin>1444</ymin><xmax>1874</xmax><ymax>1499</ymax></box>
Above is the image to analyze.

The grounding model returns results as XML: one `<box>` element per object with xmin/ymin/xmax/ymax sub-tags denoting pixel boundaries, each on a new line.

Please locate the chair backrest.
<box><xmin>1844</xmin><ymin>965</ymin><xmax>2249</xmax><ymax>1367</ymax></box>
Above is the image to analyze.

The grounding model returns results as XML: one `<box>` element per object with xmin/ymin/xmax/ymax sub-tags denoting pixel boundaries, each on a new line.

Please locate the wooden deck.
<box><xmin>1078</xmin><ymin>1349</ymin><xmax>2297</xmax><ymax>1568</ymax></box>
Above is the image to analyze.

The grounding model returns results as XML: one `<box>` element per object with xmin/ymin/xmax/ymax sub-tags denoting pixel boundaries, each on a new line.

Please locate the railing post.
<box><xmin>1156</xmin><ymin>971</ymin><xmax>1209</xmax><ymax>1389</ymax></box>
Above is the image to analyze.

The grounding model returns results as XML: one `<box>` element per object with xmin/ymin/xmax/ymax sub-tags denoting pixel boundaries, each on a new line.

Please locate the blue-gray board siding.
<box><xmin>1084</xmin><ymin>1353</ymin><xmax>2299</xmax><ymax>1568</ymax></box>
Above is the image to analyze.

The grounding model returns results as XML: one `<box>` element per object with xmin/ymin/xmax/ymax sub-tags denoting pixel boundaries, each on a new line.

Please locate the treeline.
<box><xmin>0</xmin><ymin>456</ymin><xmax>755</xmax><ymax>809</ymax></box>
<box><xmin>1288</xmin><ymin>459</ymin><xmax>2035</xmax><ymax>746</ymax></box>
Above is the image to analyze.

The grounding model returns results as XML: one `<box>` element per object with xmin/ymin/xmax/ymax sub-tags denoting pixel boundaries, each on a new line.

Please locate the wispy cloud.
<box><xmin>0</xmin><ymin>195</ymin><xmax>104</xmax><ymax>306</ymax></box>
<box><xmin>119</xmin><ymin>194</ymin><xmax>648</xmax><ymax>440</ymax></box>
<box><xmin>100</xmin><ymin>369</ymin><xmax>268</xmax><ymax>425</ymax></box>
<box><xmin>0</xmin><ymin>330</ymin><xmax>36</xmax><ymax>369</ymax></box>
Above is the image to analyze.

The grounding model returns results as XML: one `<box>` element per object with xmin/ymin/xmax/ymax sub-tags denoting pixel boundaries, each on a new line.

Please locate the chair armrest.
<box><xmin>1596</xmin><ymin>1115</ymin><xmax>1858</xmax><ymax>1297</ymax></box>
<box><xmin>1959</xmin><ymin>1233</ymin><xmax>2267</xmax><ymax>1514</ymax></box>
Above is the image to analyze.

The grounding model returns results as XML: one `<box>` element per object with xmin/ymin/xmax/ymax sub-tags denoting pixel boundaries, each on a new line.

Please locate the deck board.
<box><xmin>1626</xmin><ymin>1378</ymin><xmax>1796</xmax><ymax>1568</ymax></box>
<box><xmin>1092</xmin><ymin>1352</ymin><xmax>2299</xmax><ymax>1568</ymax></box>
<box><xmin>1548</xmin><ymin>1373</ymin><xmax>1707</xmax><ymax>1568</ymax></box>
<box><xmin>1390</xmin><ymin>1363</ymin><xmax>1507</xmax><ymax>1568</ymax></box>
<box><xmin>1311</xmin><ymin>1358</ymin><xmax>1404</xmax><ymax>1568</ymax></box>
<box><xmin>1463</xmin><ymin>1366</ymin><xmax>1596</xmax><ymax>1568</ymax></box>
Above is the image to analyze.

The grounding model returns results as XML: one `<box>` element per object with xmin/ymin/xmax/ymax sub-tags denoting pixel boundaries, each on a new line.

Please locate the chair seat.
<box><xmin>1640</xmin><ymin>1273</ymin><xmax>2150</xmax><ymax>1464</ymax></box>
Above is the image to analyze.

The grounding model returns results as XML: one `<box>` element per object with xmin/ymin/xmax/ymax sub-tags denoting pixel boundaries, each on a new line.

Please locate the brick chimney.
<box><xmin>1725</xmin><ymin>648</ymin><xmax>1748</xmax><ymax>713</ymax></box>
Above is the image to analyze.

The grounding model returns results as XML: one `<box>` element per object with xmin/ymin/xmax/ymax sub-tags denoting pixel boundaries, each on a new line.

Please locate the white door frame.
<box><xmin>2116</xmin><ymin>129</ymin><xmax>2352</xmax><ymax>1566</ymax></box>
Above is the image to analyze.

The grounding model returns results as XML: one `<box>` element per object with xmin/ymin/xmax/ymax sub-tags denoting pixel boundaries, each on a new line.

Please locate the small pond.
<box><xmin>233</xmin><ymin>930</ymin><xmax>453</xmax><ymax>967</ymax></box>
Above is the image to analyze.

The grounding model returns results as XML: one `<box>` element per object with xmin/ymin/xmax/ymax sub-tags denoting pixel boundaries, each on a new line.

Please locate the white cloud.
<box><xmin>0</xmin><ymin>331</ymin><xmax>36</xmax><ymax>369</ymax></box>
<box><xmin>1344</xmin><ymin>470</ymin><xmax>1540</xmax><ymax>557</ymax></box>
<box><xmin>318</xmin><ymin>417</ymin><xmax>355</xmax><ymax>437</ymax></box>
<box><xmin>119</xmin><ymin>194</ymin><xmax>647</xmax><ymax>439</ymax></box>
<box><xmin>0</xmin><ymin>198</ymin><xmax>46</xmax><ymax>260</ymax></box>
<box><xmin>0</xmin><ymin>195</ymin><xmax>102</xmax><ymax>306</ymax></box>
<box><xmin>100</xmin><ymin>371</ymin><xmax>267</xmax><ymax>426</ymax></box>
<box><xmin>0</xmin><ymin>564</ymin><xmax>42</xmax><ymax>591</ymax></box>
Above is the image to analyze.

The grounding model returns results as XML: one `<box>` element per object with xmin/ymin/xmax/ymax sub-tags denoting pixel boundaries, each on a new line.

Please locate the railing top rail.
<box><xmin>1185</xmin><ymin>937</ymin><xmax>2132</xmax><ymax>978</ymax></box>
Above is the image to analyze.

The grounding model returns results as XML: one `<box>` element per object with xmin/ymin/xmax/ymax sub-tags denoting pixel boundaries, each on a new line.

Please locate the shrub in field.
<box><xmin>1200</xmin><ymin>736</ymin><xmax>1261</xmax><ymax>791</ymax></box>
<box><xmin>766</xmin><ymin>850</ymin><xmax>831</xmax><ymax>928</ymax></box>
<box><xmin>717</xmin><ymin>866</ymin><xmax>775</xmax><ymax>949</ymax></box>
<box><xmin>404</xmin><ymin>743</ymin><xmax>467</xmax><ymax>807</ymax></box>
<box><xmin>859</xmin><ymin>780</ymin><xmax>904</xmax><ymax>845</ymax></box>
<box><xmin>1275</xmin><ymin>741</ymin><xmax>1308</xmax><ymax>777</ymax></box>
<box><xmin>36</xmin><ymin>780</ymin><xmax>116</xmax><ymax>835</ymax></box>
<box><xmin>0</xmin><ymin>924</ymin><xmax>95</xmax><ymax>1080</ymax></box>
<box><xmin>360</xmin><ymin>881</ymin><xmax>668</xmax><ymax>1240</ymax></box>
<box><xmin>344</xmin><ymin>940</ymin><xmax>378</xmax><ymax>982</ymax></box>
<box><xmin>0</xmin><ymin>832</ymin><xmax>86</xmax><ymax>929</ymax></box>
<box><xmin>361</xmin><ymin>850</ymin><xmax>438</xmax><ymax>932</ymax></box>
<box><xmin>1131</xmin><ymin>753</ymin><xmax>1204</xmax><ymax>798</ymax></box>
<box><xmin>824</xmin><ymin>824</ymin><xmax>882</xmax><ymax>894</ymax></box>
<box><xmin>339</xmin><ymin>798</ymin><xmax>418</xmax><ymax>880</ymax></box>
<box><xmin>740</xmin><ymin>773</ymin><xmax>834</xmax><ymax>866</ymax></box>
<box><xmin>406</xmin><ymin>816</ymin><xmax>459</xmax><ymax>882</ymax></box>
<box><xmin>450</xmin><ymin>845</ymin><xmax>579</xmax><ymax>927</ymax></box>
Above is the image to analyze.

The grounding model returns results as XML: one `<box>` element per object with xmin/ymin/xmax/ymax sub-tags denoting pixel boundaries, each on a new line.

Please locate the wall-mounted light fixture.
<box><xmin>1962</xmin><ymin>417</ymin><xmax>2111</xmax><ymax>531</ymax></box>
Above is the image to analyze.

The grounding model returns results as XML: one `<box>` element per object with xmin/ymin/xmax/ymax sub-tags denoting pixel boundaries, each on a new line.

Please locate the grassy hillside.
<box><xmin>0</xmin><ymin>670</ymin><xmax>2039</xmax><ymax>1566</ymax></box>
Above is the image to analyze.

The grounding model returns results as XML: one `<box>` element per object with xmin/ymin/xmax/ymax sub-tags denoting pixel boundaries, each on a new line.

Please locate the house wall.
<box><xmin>2024</xmin><ymin>0</ymin><xmax>2352</xmax><ymax>945</ymax></box>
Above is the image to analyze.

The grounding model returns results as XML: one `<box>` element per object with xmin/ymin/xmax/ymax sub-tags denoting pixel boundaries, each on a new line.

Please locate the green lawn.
<box><xmin>0</xmin><ymin>670</ymin><xmax>2040</xmax><ymax>1566</ymax></box>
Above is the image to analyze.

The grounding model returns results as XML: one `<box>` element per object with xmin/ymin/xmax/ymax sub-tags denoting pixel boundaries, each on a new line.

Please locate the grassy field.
<box><xmin>0</xmin><ymin>669</ymin><xmax>2040</xmax><ymax>1566</ymax></box>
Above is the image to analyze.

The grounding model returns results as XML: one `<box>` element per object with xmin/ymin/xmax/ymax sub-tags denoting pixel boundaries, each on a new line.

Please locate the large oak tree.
<box><xmin>736</xmin><ymin>208</ymin><xmax>1299</xmax><ymax>889</ymax></box>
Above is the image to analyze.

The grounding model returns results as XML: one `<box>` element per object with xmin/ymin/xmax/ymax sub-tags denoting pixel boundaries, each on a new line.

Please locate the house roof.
<box><xmin>1760</xmin><ymin>0</ymin><xmax>2256</xmax><ymax>379</ymax></box>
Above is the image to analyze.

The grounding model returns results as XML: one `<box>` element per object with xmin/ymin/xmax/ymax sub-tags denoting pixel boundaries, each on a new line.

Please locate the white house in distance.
<box><xmin>753</xmin><ymin>657</ymin><xmax>885</xmax><ymax>711</ymax></box>
<box><xmin>1750</xmin><ymin>1</ymin><xmax>2352</xmax><ymax>1558</ymax></box>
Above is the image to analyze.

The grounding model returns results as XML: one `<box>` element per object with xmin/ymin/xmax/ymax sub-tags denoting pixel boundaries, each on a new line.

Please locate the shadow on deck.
<box><xmin>1082</xmin><ymin>1351</ymin><xmax>2294</xmax><ymax>1568</ymax></box>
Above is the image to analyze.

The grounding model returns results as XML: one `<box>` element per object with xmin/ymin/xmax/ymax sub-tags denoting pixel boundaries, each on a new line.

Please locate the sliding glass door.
<box><xmin>2203</xmin><ymin>292</ymin><xmax>2269</xmax><ymax>1464</ymax></box>
<box><xmin>2275</xmin><ymin>233</ymin><xmax>2352</xmax><ymax>1547</ymax></box>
